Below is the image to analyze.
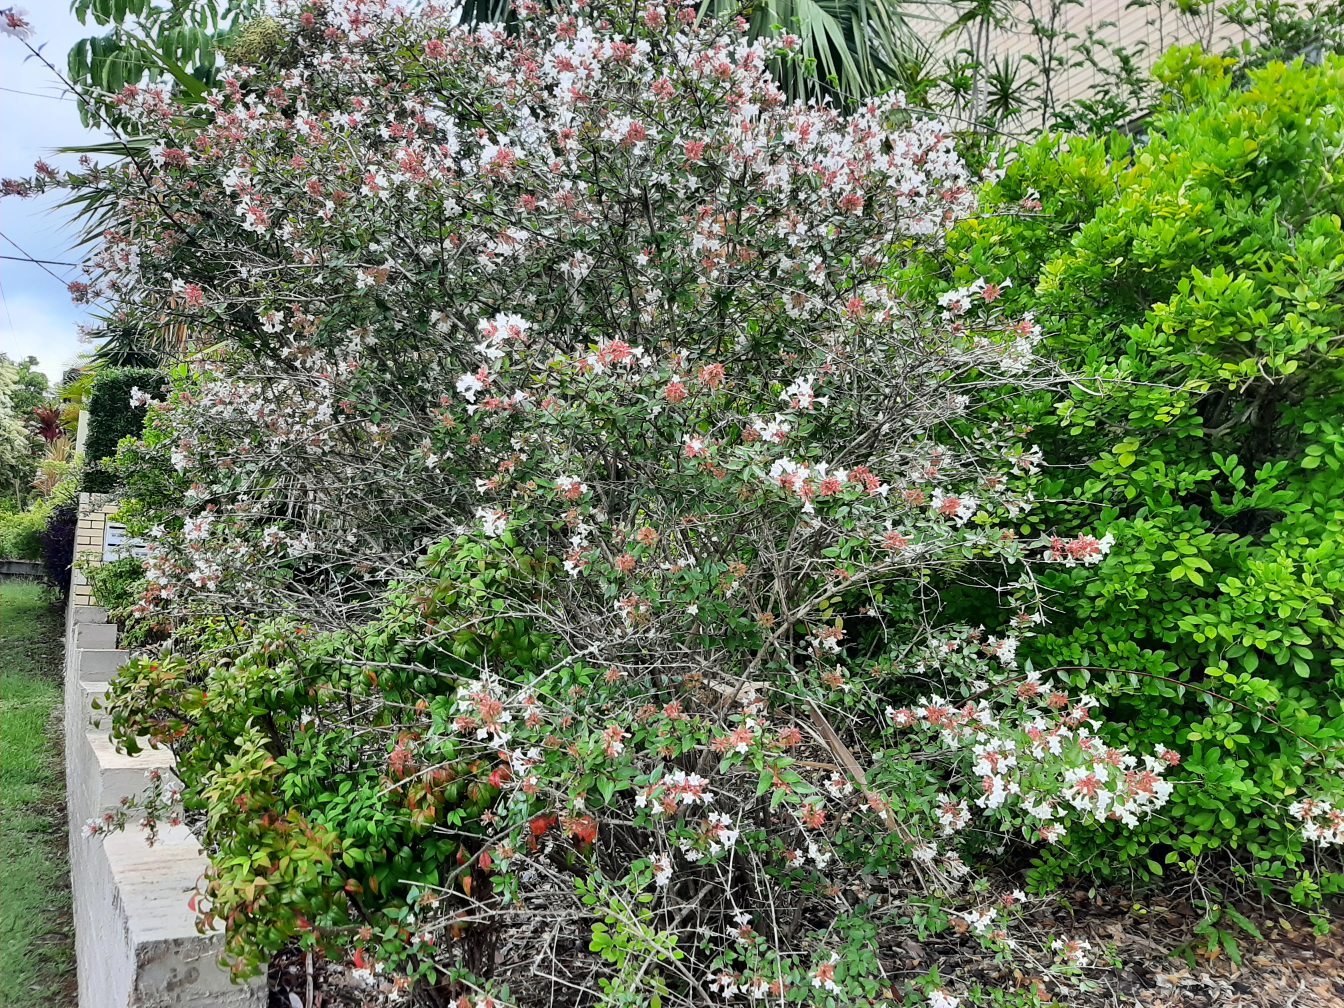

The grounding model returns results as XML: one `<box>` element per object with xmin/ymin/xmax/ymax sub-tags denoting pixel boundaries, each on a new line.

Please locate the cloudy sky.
<box><xmin>1</xmin><ymin>5</ymin><xmax>109</xmax><ymax>386</ymax></box>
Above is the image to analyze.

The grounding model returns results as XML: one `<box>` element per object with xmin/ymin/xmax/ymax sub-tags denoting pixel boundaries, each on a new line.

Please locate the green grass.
<box><xmin>0</xmin><ymin>580</ymin><xmax>75</xmax><ymax>1005</ymax></box>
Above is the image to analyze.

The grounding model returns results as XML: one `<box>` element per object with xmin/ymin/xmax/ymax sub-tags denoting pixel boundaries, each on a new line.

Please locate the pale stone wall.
<box><xmin>64</xmin><ymin>485</ymin><xmax>264</xmax><ymax>1008</ymax></box>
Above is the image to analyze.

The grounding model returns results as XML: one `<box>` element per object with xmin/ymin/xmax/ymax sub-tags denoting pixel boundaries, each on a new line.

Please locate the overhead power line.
<box><xmin>0</xmin><ymin>253</ymin><xmax>80</xmax><ymax>267</ymax></box>
<box><xmin>0</xmin><ymin>232</ymin><xmax>71</xmax><ymax>283</ymax></box>
<box><xmin>0</xmin><ymin>86</ymin><xmax>73</xmax><ymax>101</ymax></box>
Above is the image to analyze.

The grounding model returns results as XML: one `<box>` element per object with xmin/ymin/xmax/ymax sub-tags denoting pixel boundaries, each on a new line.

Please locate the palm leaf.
<box><xmin>696</xmin><ymin>0</ymin><xmax>923</xmax><ymax>102</ymax></box>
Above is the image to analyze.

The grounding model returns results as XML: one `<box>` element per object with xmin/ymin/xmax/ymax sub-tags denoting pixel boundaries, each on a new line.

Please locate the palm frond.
<box><xmin>697</xmin><ymin>0</ymin><xmax>923</xmax><ymax>103</ymax></box>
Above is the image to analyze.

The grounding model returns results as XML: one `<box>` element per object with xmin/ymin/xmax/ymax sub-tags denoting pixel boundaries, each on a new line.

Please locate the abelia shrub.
<box><xmin>15</xmin><ymin>0</ymin><xmax>1180</xmax><ymax>1002</ymax></box>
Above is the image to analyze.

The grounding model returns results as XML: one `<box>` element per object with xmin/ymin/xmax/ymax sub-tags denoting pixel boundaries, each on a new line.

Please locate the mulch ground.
<box><xmin>1059</xmin><ymin>893</ymin><xmax>1344</xmax><ymax>1008</ymax></box>
<box><xmin>267</xmin><ymin>890</ymin><xmax>1344</xmax><ymax>1007</ymax></box>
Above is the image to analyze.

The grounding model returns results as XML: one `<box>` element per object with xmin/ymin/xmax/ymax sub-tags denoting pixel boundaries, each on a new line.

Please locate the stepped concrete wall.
<box><xmin>65</xmin><ymin>493</ymin><xmax>263</xmax><ymax>1008</ymax></box>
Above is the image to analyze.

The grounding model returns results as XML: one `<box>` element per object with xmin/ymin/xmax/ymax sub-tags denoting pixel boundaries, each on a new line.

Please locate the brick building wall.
<box><xmin>918</xmin><ymin>0</ymin><xmax>1249</xmax><ymax>120</ymax></box>
<box><xmin>70</xmin><ymin>493</ymin><xmax>119</xmax><ymax>608</ymax></box>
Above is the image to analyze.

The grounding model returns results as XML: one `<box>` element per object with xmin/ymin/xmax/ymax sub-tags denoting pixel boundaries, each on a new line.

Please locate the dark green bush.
<box><xmin>918</xmin><ymin>52</ymin><xmax>1344</xmax><ymax>900</ymax></box>
<box><xmin>40</xmin><ymin>499</ymin><xmax>79</xmax><ymax>594</ymax></box>
<box><xmin>83</xmin><ymin>367</ymin><xmax>164</xmax><ymax>494</ymax></box>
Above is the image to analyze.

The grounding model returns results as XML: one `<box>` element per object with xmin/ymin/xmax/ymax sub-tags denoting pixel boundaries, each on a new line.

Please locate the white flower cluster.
<box><xmin>1289</xmin><ymin>796</ymin><xmax>1344</xmax><ymax>846</ymax></box>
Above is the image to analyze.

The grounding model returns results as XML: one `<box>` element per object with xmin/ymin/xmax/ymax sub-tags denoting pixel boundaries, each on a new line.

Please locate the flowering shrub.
<box><xmin>909</xmin><ymin>52</ymin><xmax>1344</xmax><ymax>901</ymax></box>
<box><xmin>20</xmin><ymin>0</ymin><xmax>1182</xmax><ymax>1001</ymax></box>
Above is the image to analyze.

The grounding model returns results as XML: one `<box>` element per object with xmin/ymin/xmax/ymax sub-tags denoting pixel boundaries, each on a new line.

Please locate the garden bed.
<box><xmin>261</xmin><ymin>889</ymin><xmax>1344</xmax><ymax>1008</ymax></box>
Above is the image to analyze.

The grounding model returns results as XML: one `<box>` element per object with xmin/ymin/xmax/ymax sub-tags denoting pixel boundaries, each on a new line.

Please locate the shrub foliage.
<box><xmin>919</xmin><ymin>51</ymin><xmax>1344</xmax><ymax>900</ymax></box>
<box><xmin>15</xmin><ymin>0</ymin><xmax>1344</xmax><ymax>1001</ymax></box>
<box><xmin>82</xmin><ymin>367</ymin><xmax>163</xmax><ymax>493</ymax></box>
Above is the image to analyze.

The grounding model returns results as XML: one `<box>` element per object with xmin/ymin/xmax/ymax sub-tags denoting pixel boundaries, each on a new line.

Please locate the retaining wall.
<box><xmin>65</xmin><ymin>493</ymin><xmax>264</xmax><ymax>1007</ymax></box>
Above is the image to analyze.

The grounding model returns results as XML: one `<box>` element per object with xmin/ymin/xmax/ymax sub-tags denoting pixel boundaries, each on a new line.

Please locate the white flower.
<box><xmin>928</xmin><ymin>991</ymin><xmax>961</xmax><ymax>1008</ymax></box>
<box><xmin>475</xmin><ymin>313</ymin><xmax>531</xmax><ymax>360</ymax></box>
<box><xmin>182</xmin><ymin>514</ymin><xmax>213</xmax><ymax>541</ymax></box>
<box><xmin>823</xmin><ymin>772</ymin><xmax>853</xmax><ymax>798</ymax></box>
<box><xmin>706</xmin><ymin>811</ymin><xmax>740</xmax><ymax>852</ymax></box>
<box><xmin>806</xmin><ymin>840</ymin><xmax>831</xmax><ymax>867</ymax></box>
<box><xmin>985</xmin><ymin>635</ymin><xmax>1019</xmax><ymax>668</ymax></box>
<box><xmin>961</xmin><ymin>906</ymin><xmax>996</xmax><ymax>934</ymax></box>
<box><xmin>931</xmin><ymin>491</ymin><xmax>978</xmax><ymax>524</ymax></box>
<box><xmin>649</xmin><ymin>853</ymin><xmax>673</xmax><ymax>886</ymax></box>
<box><xmin>811</xmin><ymin>953</ymin><xmax>839</xmax><ymax>992</ymax></box>
<box><xmin>456</xmin><ymin>372</ymin><xmax>486</xmax><ymax>402</ymax></box>
<box><xmin>555</xmin><ymin>474</ymin><xmax>587</xmax><ymax>499</ymax></box>
<box><xmin>936</xmin><ymin>793</ymin><xmax>970</xmax><ymax>835</ymax></box>
<box><xmin>974</xmin><ymin>773</ymin><xmax>1018</xmax><ymax>810</ymax></box>
<box><xmin>911</xmin><ymin>842</ymin><xmax>938</xmax><ymax>863</ymax></box>
<box><xmin>781</xmin><ymin>374</ymin><xmax>826</xmax><ymax>410</ymax></box>
<box><xmin>750</xmin><ymin>415</ymin><xmax>791</xmax><ymax>443</ymax></box>
<box><xmin>708</xmin><ymin>972</ymin><xmax>738</xmax><ymax>998</ymax></box>
<box><xmin>1049</xmin><ymin>936</ymin><xmax>1093</xmax><ymax>966</ymax></box>
<box><xmin>475</xmin><ymin>507</ymin><xmax>508</xmax><ymax>537</ymax></box>
<box><xmin>1</xmin><ymin>7</ymin><xmax>34</xmax><ymax>40</ymax></box>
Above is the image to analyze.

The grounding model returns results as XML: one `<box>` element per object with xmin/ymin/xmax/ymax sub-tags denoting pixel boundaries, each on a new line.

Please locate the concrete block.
<box><xmin>72</xmin><ymin>826</ymin><xmax>264</xmax><ymax>1008</ymax></box>
<box><xmin>75</xmin><ymin>622</ymin><xmax>119</xmax><ymax>650</ymax></box>
<box><xmin>81</xmin><ymin>649</ymin><xmax>130</xmax><ymax>679</ymax></box>
<box><xmin>72</xmin><ymin>605</ymin><xmax>109</xmax><ymax>625</ymax></box>
<box><xmin>72</xmin><ymin>681</ymin><xmax>109</xmax><ymax>730</ymax></box>
<box><xmin>83</xmin><ymin>732</ymin><xmax>178</xmax><ymax>814</ymax></box>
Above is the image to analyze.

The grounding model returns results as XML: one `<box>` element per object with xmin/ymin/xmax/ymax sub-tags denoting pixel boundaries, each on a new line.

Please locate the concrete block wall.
<box><xmin>65</xmin><ymin>495</ymin><xmax>264</xmax><ymax>1008</ymax></box>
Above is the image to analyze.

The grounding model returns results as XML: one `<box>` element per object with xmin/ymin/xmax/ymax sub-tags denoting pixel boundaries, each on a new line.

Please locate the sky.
<box><xmin>1</xmin><ymin>3</ymin><xmax>109</xmax><ymax>387</ymax></box>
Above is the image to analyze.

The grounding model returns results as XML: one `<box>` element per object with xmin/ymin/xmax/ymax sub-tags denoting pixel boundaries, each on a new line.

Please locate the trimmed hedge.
<box><xmin>82</xmin><ymin>367</ymin><xmax>164</xmax><ymax>494</ymax></box>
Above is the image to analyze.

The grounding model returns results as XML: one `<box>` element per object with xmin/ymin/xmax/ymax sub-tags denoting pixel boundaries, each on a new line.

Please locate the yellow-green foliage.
<box><xmin>225</xmin><ymin>15</ymin><xmax>288</xmax><ymax>65</ymax></box>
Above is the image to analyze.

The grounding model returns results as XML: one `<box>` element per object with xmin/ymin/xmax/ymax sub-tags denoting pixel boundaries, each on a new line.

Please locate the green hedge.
<box><xmin>917</xmin><ymin>52</ymin><xmax>1344</xmax><ymax>901</ymax></box>
<box><xmin>82</xmin><ymin>367</ymin><xmax>163</xmax><ymax>494</ymax></box>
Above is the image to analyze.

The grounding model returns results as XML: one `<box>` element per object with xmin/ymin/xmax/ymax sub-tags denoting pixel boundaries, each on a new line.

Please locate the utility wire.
<box><xmin>0</xmin><ymin>276</ymin><xmax>14</xmax><ymax>331</ymax></box>
<box><xmin>0</xmin><ymin>232</ymin><xmax>70</xmax><ymax>284</ymax></box>
<box><xmin>0</xmin><ymin>86</ymin><xmax>73</xmax><ymax>101</ymax></box>
<box><xmin>0</xmin><ymin>254</ymin><xmax>80</xmax><ymax>267</ymax></box>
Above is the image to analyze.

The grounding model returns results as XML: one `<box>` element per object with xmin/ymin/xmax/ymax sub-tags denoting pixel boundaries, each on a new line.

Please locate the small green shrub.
<box><xmin>82</xmin><ymin>367</ymin><xmax>163</xmax><ymax>494</ymax></box>
<box><xmin>2</xmin><ymin>469</ymin><xmax>90</xmax><ymax>566</ymax></box>
<box><xmin>82</xmin><ymin>554</ymin><xmax>158</xmax><ymax>646</ymax></box>
<box><xmin>85</xmin><ymin>555</ymin><xmax>145</xmax><ymax>617</ymax></box>
<box><xmin>0</xmin><ymin>507</ymin><xmax>47</xmax><ymax>561</ymax></box>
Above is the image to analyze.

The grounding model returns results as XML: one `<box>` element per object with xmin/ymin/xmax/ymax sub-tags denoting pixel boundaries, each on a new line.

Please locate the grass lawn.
<box><xmin>0</xmin><ymin>580</ymin><xmax>75</xmax><ymax>1005</ymax></box>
